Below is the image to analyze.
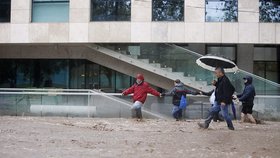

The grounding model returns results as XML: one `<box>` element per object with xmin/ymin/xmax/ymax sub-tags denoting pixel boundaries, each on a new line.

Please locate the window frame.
<box><xmin>0</xmin><ymin>0</ymin><xmax>11</xmax><ymax>23</ymax></box>
<box><xmin>259</xmin><ymin>0</ymin><xmax>280</xmax><ymax>23</ymax></box>
<box><xmin>205</xmin><ymin>44</ymin><xmax>238</xmax><ymax>63</ymax></box>
<box><xmin>151</xmin><ymin>0</ymin><xmax>185</xmax><ymax>22</ymax></box>
<box><xmin>31</xmin><ymin>0</ymin><xmax>70</xmax><ymax>23</ymax></box>
<box><xmin>205</xmin><ymin>0</ymin><xmax>238</xmax><ymax>22</ymax></box>
<box><xmin>90</xmin><ymin>0</ymin><xmax>131</xmax><ymax>22</ymax></box>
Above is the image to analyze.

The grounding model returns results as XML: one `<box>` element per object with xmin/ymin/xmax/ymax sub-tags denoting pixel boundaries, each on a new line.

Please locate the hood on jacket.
<box><xmin>243</xmin><ymin>76</ymin><xmax>253</xmax><ymax>85</ymax></box>
<box><xmin>175</xmin><ymin>82</ymin><xmax>184</xmax><ymax>87</ymax></box>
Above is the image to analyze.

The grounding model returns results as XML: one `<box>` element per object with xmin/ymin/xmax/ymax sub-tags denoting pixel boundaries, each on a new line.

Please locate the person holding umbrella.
<box><xmin>198</xmin><ymin>67</ymin><xmax>235</xmax><ymax>130</ymax></box>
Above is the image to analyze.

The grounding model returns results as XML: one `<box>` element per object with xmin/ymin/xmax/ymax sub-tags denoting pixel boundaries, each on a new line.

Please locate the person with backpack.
<box><xmin>198</xmin><ymin>67</ymin><xmax>235</xmax><ymax>130</ymax></box>
<box><xmin>161</xmin><ymin>79</ymin><xmax>199</xmax><ymax>121</ymax></box>
<box><xmin>236</xmin><ymin>76</ymin><xmax>257</xmax><ymax>124</ymax></box>
<box><xmin>122</xmin><ymin>74</ymin><xmax>161</xmax><ymax>121</ymax></box>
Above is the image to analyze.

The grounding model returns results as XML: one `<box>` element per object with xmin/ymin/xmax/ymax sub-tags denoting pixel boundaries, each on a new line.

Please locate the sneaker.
<box><xmin>228</xmin><ymin>126</ymin><xmax>235</xmax><ymax>130</ymax></box>
<box><xmin>198</xmin><ymin>123</ymin><xmax>207</xmax><ymax>129</ymax></box>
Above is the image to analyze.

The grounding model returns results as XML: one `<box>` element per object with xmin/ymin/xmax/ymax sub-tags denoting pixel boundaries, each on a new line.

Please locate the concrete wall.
<box><xmin>0</xmin><ymin>0</ymin><xmax>279</xmax><ymax>44</ymax></box>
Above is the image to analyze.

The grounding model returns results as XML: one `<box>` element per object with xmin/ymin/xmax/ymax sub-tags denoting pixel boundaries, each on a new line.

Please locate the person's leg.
<box><xmin>247</xmin><ymin>104</ymin><xmax>256</xmax><ymax>124</ymax></box>
<box><xmin>247</xmin><ymin>114</ymin><xmax>256</xmax><ymax>124</ymax></box>
<box><xmin>131</xmin><ymin>101</ymin><xmax>142</xmax><ymax>119</ymax></box>
<box><xmin>217</xmin><ymin>112</ymin><xmax>224</xmax><ymax>121</ymax></box>
<box><xmin>172</xmin><ymin>106</ymin><xmax>180</xmax><ymax>120</ymax></box>
<box><xmin>241</xmin><ymin>103</ymin><xmax>251</xmax><ymax>123</ymax></box>
<box><xmin>231</xmin><ymin>102</ymin><xmax>237</xmax><ymax>120</ymax></box>
<box><xmin>198</xmin><ymin>102</ymin><xmax>220</xmax><ymax>128</ymax></box>
<box><xmin>213</xmin><ymin>112</ymin><xmax>220</xmax><ymax>122</ymax></box>
<box><xmin>240</xmin><ymin>112</ymin><xmax>246</xmax><ymax>123</ymax></box>
<box><xmin>135</xmin><ymin>108</ymin><xmax>143</xmax><ymax>119</ymax></box>
<box><xmin>220</xmin><ymin>104</ymin><xmax>234</xmax><ymax>130</ymax></box>
<box><xmin>131</xmin><ymin>108</ymin><xmax>136</xmax><ymax>118</ymax></box>
<box><xmin>178</xmin><ymin>109</ymin><xmax>183</xmax><ymax>120</ymax></box>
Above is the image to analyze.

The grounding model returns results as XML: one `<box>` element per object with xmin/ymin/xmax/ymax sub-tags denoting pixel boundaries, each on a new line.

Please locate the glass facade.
<box><xmin>205</xmin><ymin>0</ymin><xmax>238</xmax><ymax>22</ymax></box>
<box><xmin>100</xmin><ymin>43</ymin><xmax>214</xmax><ymax>86</ymax></box>
<box><xmin>90</xmin><ymin>0</ymin><xmax>131</xmax><ymax>21</ymax></box>
<box><xmin>254</xmin><ymin>46</ymin><xmax>280</xmax><ymax>83</ymax></box>
<box><xmin>0</xmin><ymin>0</ymin><xmax>10</xmax><ymax>22</ymax></box>
<box><xmin>152</xmin><ymin>0</ymin><xmax>184</xmax><ymax>21</ymax></box>
<box><xmin>206</xmin><ymin>45</ymin><xmax>237</xmax><ymax>62</ymax></box>
<box><xmin>259</xmin><ymin>0</ymin><xmax>280</xmax><ymax>22</ymax></box>
<box><xmin>32</xmin><ymin>0</ymin><xmax>69</xmax><ymax>22</ymax></box>
<box><xmin>0</xmin><ymin>59</ymin><xmax>136</xmax><ymax>92</ymax></box>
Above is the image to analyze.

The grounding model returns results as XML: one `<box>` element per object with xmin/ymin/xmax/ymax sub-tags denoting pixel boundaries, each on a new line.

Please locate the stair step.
<box><xmin>196</xmin><ymin>81</ymin><xmax>208</xmax><ymax>86</ymax></box>
<box><xmin>197</xmin><ymin>85</ymin><xmax>214</xmax><ymax>92</ymax></box>
<box><xmin>161</xmin><ymin>67</ymin><xmax>172</xmax><ymax>72</ymax></box>
<box><xmin>139</xmin><ymin>59</ymin><xmax>150</xmax><ymax>64</ymax></box>
<box><xmin>150</xmin><ymin>63</ymin><xmax>161</xmax><ymax>68</ymax></box>
<box><xmin>127</xmin><ymin>55</ymin><xmax>138</xmax><ymax>59</ymax></box>
<box><xmin>173</xmin><ymin>72</ymin><xmax>185</xmax><ymax>77</ymax></box>
<box><xmin>185</xmin><ymin>76</ymin><xmax>196</xmax><ymax>82</ymax></box>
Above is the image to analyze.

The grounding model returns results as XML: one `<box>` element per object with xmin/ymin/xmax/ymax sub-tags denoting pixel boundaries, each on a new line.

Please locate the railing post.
<box><xmin>87</xmin><ymin>91</ymin><xmax>90</xmax><ymax>118</ymax></box>
<box><xmin>15</xmin><ymin>95</ymin><xmax>17</xmax><ymax>116</ymax></box>
<box><xmin>201</xmin><ymin>102</ymin><xmax>204</xmax><ymax>119</ymax></box>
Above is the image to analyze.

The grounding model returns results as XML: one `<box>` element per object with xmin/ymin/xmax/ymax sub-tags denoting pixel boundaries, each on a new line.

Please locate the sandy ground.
<box><xmin>0</xmin><ymin>117</ymin><xmax>280</xmax><ymax>158</ymax></box>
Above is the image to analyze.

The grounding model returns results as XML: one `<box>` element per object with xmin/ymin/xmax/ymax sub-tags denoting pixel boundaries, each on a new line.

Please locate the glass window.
<box><xmin>254</xmin><ymin>46</ymin><xmax>279</xmax><ymax>83</ymax></box>
<box><xmin>100</xmin><ymin>66</ymin><xmax>116</xmax><ymax>92</ymax></box>
<box><xmin>69</xmin><ymin>60</ymin><xmax>85</xmax><ymax>89</ymax></box>
<box><xmin>32</xmin><ymin>60</ymin><xmax>69</xmax><ymax>88</ymax></box>
<box><xmin>116</xmin><ymin>72</ymin><xmax>131</xmax><ymax>93</ymax></box>
<box><xmin>152</xmin><ymin>0</ymin><xmax>184</xmax><ymax>21</ymax></box>
<box><xmin>206</xmin><ymin>45</ymin><xmax>237</xmax><ymax>62</ymax></box>
<box><xmin>32</xmin><ymin>0</ymin><xmax>69</xmax><ymax>22</ymax></box>
<box><xmin>16</xmin><ymin>60</ymin><xmax>33</xmax><ymax>88</ymax></box>
<box><xmin>0</xmin><ymin>0</ymin><xmax>11</xmax><ymax>22</ymax></box>
<box><xmin>85</xmin><ymin>62</ymin><xmax>100</xmax><ymax>89</ymax></box>
<box><xmin>0</xmin><ymin>60</ymin><xmax>16</xmax><ymax>88</ymax></box>
<box><xmin>91</xmin><ymin>0</ymin><xmax>131</xmax><ymax>21</ymax></box>
<box><xmin>259</xmin><ymin>0</ymin><xmax>280</xmax><ymax>22</ymax></box>
<box><xmin>205</xmin><ymin>0</ymin><xmax>238</xmax><ymax>22</ymax></box>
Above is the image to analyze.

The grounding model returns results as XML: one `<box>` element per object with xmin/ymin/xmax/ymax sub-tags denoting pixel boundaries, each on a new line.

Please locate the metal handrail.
<box><xmin>0</xmin><ymin>88</ymin><xmax>279</xmax><ymax>98</ymax></box>
<box><xmin>0</xmin><ymin>88</ymin><xmax>96</xmax><ymax>92</ymax></box>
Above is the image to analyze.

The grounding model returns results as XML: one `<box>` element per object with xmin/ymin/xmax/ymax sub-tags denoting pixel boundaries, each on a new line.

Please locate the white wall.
<box><xmin>0</xmin><ymin>0</ymin><xmax>279</xmax><ymax>44</ymax></box>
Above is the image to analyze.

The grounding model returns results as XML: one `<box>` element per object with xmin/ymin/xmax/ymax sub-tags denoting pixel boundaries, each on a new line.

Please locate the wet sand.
<box><xmin>0</xmin><ymin>116</ymin><xmax>280</xmax><ymax>158</ymax></box>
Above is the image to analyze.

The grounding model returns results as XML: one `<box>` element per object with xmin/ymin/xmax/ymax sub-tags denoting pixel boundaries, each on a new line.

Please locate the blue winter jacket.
<box><xmin>237</xmin><ymin>76</ymin><xmax>256</xmax><ymax>105</ymax></box>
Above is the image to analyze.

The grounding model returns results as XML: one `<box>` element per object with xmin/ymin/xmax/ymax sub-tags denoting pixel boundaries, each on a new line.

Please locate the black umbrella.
<box><xmin>196</xmin><ymin>55</ymin><xmax>238</xmax><ymax>73</ymax></box>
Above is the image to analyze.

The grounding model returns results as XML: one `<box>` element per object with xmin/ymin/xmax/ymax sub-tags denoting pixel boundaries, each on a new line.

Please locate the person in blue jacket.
<box><xmin>237</xmin><ymin>76</ymin><xmax>257</xmax><ymax>124</ymax></box>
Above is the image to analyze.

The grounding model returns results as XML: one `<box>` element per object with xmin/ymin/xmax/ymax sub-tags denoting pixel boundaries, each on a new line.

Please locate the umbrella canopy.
<box><xmin>196</xmin><ymin>55</ymin><xmax>238</xmax><ymax>73</ymax></box>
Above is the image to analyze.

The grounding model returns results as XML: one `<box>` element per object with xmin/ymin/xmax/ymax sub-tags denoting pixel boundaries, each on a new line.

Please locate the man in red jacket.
<box><xmin>122</xmin><ymin>74</ymin><xmax>161</xmax><ymax>120</ymax></box>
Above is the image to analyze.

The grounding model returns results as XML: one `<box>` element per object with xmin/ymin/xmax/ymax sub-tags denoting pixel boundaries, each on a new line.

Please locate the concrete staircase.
<box><xmin>85</xmin><ymin>44</ymin><xmax>214</xmax><ymax>92</ymax></box>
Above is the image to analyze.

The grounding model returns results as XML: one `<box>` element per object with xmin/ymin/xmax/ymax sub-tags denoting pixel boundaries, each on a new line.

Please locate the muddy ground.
<box><xmin>0</xmin><ymin>117</ymin><xmax>280</xmax><ymax>158</ymax></box>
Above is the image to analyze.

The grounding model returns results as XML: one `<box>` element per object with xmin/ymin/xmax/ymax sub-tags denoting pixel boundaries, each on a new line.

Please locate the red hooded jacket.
<box><xmin>123</xmin><ymin>82</ymin><xmax>160</xmax><ymax>104</ymax></box>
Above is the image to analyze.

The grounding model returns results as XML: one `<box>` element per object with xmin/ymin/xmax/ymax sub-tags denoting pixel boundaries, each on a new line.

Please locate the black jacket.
<box><xmin>237</xmin><ymin>76</ymin><xmax>256</xmax><ymax>105</ymax></box>
<box><xmin>214</xmin><ymin>75</ymin><xmax>235</xmax><ymax>104</ymax></box>
<box><xmin>163</xmin><ymin>82</ymin><xmax>198</xmax><ymax>106</ymax></box>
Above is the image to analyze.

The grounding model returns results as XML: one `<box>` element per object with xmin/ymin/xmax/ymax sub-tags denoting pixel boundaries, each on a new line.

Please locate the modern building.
<box><xmin>0</xmin><ymin>0</ymin><xmax>279</xmax><ymax>94</ymax></box>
